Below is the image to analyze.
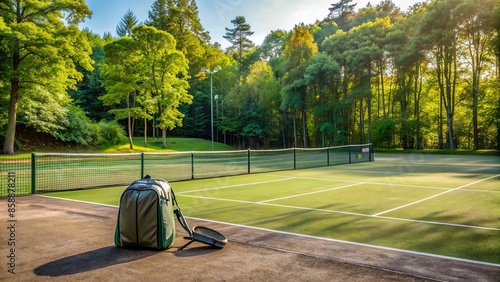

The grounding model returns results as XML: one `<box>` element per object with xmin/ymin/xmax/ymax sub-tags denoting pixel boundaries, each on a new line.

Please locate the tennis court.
<box><xmin>46</xmin><ymin>153</ymin><xmax>500</xmax><ymax>267</ymax></box>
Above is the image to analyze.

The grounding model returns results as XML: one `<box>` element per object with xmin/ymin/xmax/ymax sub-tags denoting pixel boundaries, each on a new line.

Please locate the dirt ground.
<box><xmin>0</xmin><ymin>196</ymin><xmax>499</xmax><ymax>281</ymax></box>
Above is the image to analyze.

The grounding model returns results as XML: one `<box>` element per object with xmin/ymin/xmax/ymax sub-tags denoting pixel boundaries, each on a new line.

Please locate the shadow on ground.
<box><xmin>34</xmin><ymin>246</ymin><xmax>157</xmax><ymax>276</ymax></box>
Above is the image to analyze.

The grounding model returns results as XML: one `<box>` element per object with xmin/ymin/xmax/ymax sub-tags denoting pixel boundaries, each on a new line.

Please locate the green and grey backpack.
<box><xmin>115</xmin><ymin>175</ymin><xmax>176</xmax><ymax>250</ymax></box>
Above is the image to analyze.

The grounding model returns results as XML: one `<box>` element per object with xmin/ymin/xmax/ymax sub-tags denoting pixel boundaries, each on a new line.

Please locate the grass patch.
<box><xmin>103</xmin><ymin>137</ymin><xmax>233</xmax><ymax>153</ymax></box>
<box><xmin>0</xmin><ymin>137</ymin><xmax>234</xmax><ymax>158</ymax></box>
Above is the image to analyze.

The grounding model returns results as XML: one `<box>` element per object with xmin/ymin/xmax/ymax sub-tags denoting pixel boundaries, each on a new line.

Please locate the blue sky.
<box><xmin>80</xmin><ymin>0</ymin><xmax>421</xmax><ymax>48</ymax></box>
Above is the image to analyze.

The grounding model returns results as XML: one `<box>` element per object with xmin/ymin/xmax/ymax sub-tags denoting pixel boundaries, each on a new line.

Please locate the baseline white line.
<box><xmin>178</xmin><ymin>194</ymin><xmax>500</xmax><ymax>231</ymax></box>
<box><xmin>177</xmin><ymin>177</ymin><xmax>294</xmax><ymax>194</ymax></box>
<box><xmin>259</xmin><ymin>182</ymin><xmax>365</xmax><ymax>203</ymax></box>
<box><xmin>373</xmin><ymin>174</ymin><xmax>500</xmax><ymax>216</ymax></box>
<box><xmin>35</xmin><ymin>194</ymin><xmax>119</xmax><ymax>208</ymax></box>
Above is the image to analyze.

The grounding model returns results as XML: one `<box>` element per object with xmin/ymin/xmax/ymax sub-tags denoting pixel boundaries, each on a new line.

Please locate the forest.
<box><xmin>1</xmin><ymin>0</ymin><xmax>500</xmax><ymax>154</ymax></box>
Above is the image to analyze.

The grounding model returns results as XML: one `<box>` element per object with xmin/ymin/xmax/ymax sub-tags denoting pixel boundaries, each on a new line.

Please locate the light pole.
<box><xmin>201</xmin><ymin>67</ymin><xmax>221</xmax><ymax>151</ymax></box>
<box><xmin>214</xmin><ymin>94</ymin><xmax>219</xmax><ymax>143</ymax></box>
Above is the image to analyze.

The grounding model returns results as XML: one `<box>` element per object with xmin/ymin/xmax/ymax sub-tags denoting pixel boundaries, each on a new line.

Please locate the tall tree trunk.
<box><xmin>2</xmin><ymin>41</ymin><xmax>21</xmax><ymax>155</ymax></box>
<box><xmin>367</xmin><ymin>68</ymin><xmax>372</xmax><ymax>144</ymax></box>
<box><xmin>472</xmin><ymin>75</ymin><xmax>479</xmax><ymax>150</ymax></box>
<box><xmin>293</xmin><ymin>113</ymin><xmax>297</xmax><ymax>148</ymax></box>
<box><xmin>415</xmin><ymin>64</ymin><xmax>423</xmax><ymax>150</ymax></box>
<box><xmin>144</xmin><ymin>118</ymin><xmax>148</xmax><ymax>147</ymax></box>
<box><xmin>2</xmin><ymin>80</ymin><xmax>19</xmax><ymax>155</ymax></box>
<box><xmin>302</xmin><ymin>109</ymin><xmax>307</xmax><ymax>148</ymax></box>
<box><xmin>438</xmin><ymin>92</ymin><xmax>444</xmax><ymax>149</ymax></box>
<box><xmin>359</xmin><ymin>99</ymin><xmax>364</xmax><ymax>144</ymax></box>
<box><xmin>162</xmin><ymin>128</ymin><xmax>167</xmax><ymax>148</ymax></box>
<box><xmin>127</xmin><ymin>111</ymin><xmax>133</xmax><ymax>150</ymax></box>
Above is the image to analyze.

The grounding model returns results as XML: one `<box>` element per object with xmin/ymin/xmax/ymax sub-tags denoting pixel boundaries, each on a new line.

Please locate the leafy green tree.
<box><xmin>235</xmin><ymin>60</ymin><xmax>281</xmax><ymax>148</ymax></box>
<box><xmin>281</xmin><ymin>25</ymin><xmax>318</xmax><ymax>147</ymax></box>
<box><xmin>223</xmin><ymin>16</ymin><xmax>255</xmax><ymax>79</ymax></box>
<box><xmin>0</xmin><ymin>0</ymin><xmax>93</xmax><ymax>154</ymax></box>
<box><xmin>146</xmin><ymin>0</ymin><xmax>209</xmax><ymax>76</ymax></box>
<box><xmin>386</xmin><ymin>7</ymin><xmax>428</xmax><ymax>149</ymax></box>
<box><xmin>419</xmin><ymin>0</ymin><xmax>462</xmax><ymax>149</ymax></box>
<box><xmin>260</xmin><ymin>29</ymin><xmax>289</xmax><ymax>78</ymax></box>
<box><xmin>456</xmin><ymin>0</ymin><xmax>497</xmax><ymax>149</ymax></box>
<box><xmin>70</xmin><ymin>30</ymin><xmax>113</xmax><ymax>121</ymax></box>
<box><xmin>493</xmin><ymin>1</ymin><xmax>500</xmax><ymax>149</ymax></box>
<box><xmin>101</xmin><ymin>25</ymin><xmax>191</xmax><ymax>149</ymax></box>
<box><xmin>304</xmin><ymin>52</ymin><xmax>340</xmax><ymax>147</ymax></box>
<box><xmin>116</xmin><ymin>9</ymin><xmax>139</xmax><ymax>37</ymax></box>
<box><xmin>133</xmin><ymin>25</ymin><xmax>192</xmax><ymax>148</ymax></box>
<box><xmin>101</xmin><ymin>38</ymin><xmax>142</xmax><ymax>149</ymax></box>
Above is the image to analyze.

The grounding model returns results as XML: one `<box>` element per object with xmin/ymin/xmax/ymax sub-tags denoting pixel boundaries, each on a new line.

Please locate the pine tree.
<box><xmin>116</xmin><ymin>9</ymin><xmax>139</xmax><ymax>37</ymax></box>
<box><xmin>223</xmin><ymin>16</ymin><xmax>254</xmax><ymax>79</ymax></box>
<box><xmin>146</xmin><ymin>0</ymin><xmax>209</xmax><ymax>74</ymax></box>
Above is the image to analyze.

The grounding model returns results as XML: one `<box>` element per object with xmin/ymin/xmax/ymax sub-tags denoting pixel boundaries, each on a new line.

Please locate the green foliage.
<box><xmin>146</xmin><ymin>0</ymin><xmax>210</xmax><ymax>77</ymax></box>
<box><xmin>2</xmin><ymin>0</ymin><xmax>500</xmax><ymax>152</ymax></box>
<box><xmin>18</xmin><ymin>86</ymin><xmax>69</xmax><ymax>134</ymax></box>
<box><xmin>101</xmin><ymin>25</ymin><xmax>192</xmax><ymax>149</ymax></box>
<box><xmin>93</xmin><ymin>120</ymin><xmax>128</xmax><ymax>147</ymax></box>
<box><xmin>0</xmin><ymin>0</ymin><xmax>93</xmax><ymax>154</ymax></box>
<box><xmin>53</xmin><ymin>105</ymin><xmax>94</xmax><ymax>146</ymax></box>
<box><xmin>70</xmin><ymin>33</ymin><xmax>112</xmax><ymax>121</ymax></box>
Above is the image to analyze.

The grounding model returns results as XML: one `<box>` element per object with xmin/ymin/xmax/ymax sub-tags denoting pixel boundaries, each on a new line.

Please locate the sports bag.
<box><xmin>114</xmin><ymin>175</ymin><xmax>176</xmax><ymax>250</ymax></box>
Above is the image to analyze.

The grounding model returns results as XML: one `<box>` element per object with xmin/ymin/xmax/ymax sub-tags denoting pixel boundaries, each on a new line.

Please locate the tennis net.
<box><xmin>9</xmin><ymin>143</ymin><xmax>373</xmax><ymax>194</ymax></box>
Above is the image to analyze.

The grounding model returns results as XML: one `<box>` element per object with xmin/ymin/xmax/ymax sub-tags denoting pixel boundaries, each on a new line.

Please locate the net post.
<box><xmin>31</xmin><ymin>153</ymin><xmax>36</xmax><ymax>194</ymax></box>
<box><xmin>247</xmin><ymin>149</ymin><xmax>251</xmax><ymax>174</ymax></box>
<box><xmin>293</xmin><ymin>148</ymin><xmax>297</xmax><ymax>170</ymax></box>
<box><xmin>326</xmin><ymin>147</ymin><xmax>330</xmax><ymax>166</ymax></box>
<box><xmin>191</xmin><ymin>152</ymin><xmax>194</xmax><ymax>180</ymax></box>
<box><xmin>140</xmin><ymin>152</ymin><xmax>145</xmax><ymax>178</ymax></box>
<box><xmin>348</xmin><ymin>145</ymin><xmax>352</xmax><ymax>164</ymax></box>
<box><xmin>369</xmin><ymin>143</ymin><xmax>374</xmax><ymax>162</ymax></box>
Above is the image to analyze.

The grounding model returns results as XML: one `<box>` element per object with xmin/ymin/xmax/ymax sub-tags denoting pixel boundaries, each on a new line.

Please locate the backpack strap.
<box><xmin>171</xmin><ymin>188</ymin><xmax>193</xmax><ymax>236</ymax></box>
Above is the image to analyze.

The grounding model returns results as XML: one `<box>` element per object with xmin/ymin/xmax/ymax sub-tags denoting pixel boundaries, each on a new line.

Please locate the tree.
<box><xmin>456</xmin><ymin>0</ymin><xmax>497</xmax><ymax>149</ymax></box>
<box><xmin>70</xmin><ymin>30</ymin><xmax>113</xmax><ymax>121</ymax></box>
<box><xmin>419</xmin><ymin>0</ymin><xmax>462</xmax><ymax>149</ymax></box>
<box><xmin>0</xmin><ymin>0</ymin><xmax>93</xmax><ymax>154</ymax></box>
<box><xmin>133</xmin><ymin>25</ymin><xmax>192</xmax><ymax>148</ymax></box>
<box><xmin>327</xmin><ymin>0</ymin><xmax>357</xmax><ymax>30</ymax></box>
<box><xmin>116</xmin><ymin>9</ymin><xmax>139</xmax><ymax>37</ymax></box>
<box><xmin>101</xmin><ymin>25</ymin><xmax>192</xmax><ymax>149</ymax></box>
<box><xmin>281</xmin><ymin>25</ymin><xmax>318</xmax><ymax>147</ymax></box>
<box><xmin>223</xmin><ymin>16</ymin><xmax>255</xmax><ymax>78</ymax></box>
<box><xmin>101</xmin><ymin>38</ymin><xmax>142</xmax><ymax>149</ymax></box>
<box><xmin>304</xmin><ymin>52</ymin><xmax>340</xmax><ymax>147</ymax></box>
<box><xmin>146</xmin><ymin>0</ymin><xmax>209</xmax><ymax>75</ymax></box>
<box><xmin>493</xmin><ymin>1</ymin><xmax>500</xmax><ymax>149</ymax></box>
<box><xmin>234</xmin><ymin>60</ymin><xmax>281</xmax><ymax>148</ymax></box>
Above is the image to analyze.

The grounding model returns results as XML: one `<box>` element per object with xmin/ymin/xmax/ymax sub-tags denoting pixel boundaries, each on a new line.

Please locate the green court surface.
<box><xmin>46</xmin><ymin>153</ymin><xmax>500</xmax><ymax>264</ymax></box>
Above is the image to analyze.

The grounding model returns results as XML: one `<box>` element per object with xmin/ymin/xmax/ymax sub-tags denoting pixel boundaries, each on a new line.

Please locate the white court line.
<box><xmin>272</xmin><ymin>175</ymin><xmax>449</xmax><ymax>190</ymax></box>
<box><xmin>177</xmin><ymin>177</ymin><xmax>294</xmax><ymax>194</ymax></box>
<box><xmin>187</xmin><ymin>217</ymin><xmax>500</xmax><ymax>268</ymax></box>
<box><xmin>373</xmin><ymin>174</ymin><xmax>500</xmax><ymax>216</ymax></box>
<box><xmin>178</xmin><ymin>194</ymin><xmax>500</xmax><ymax>231</ymax></box>
<box><xmin>259</xmin><ymin>182</ymin><xmax>365</xmax><ymax>203</ymax></box>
